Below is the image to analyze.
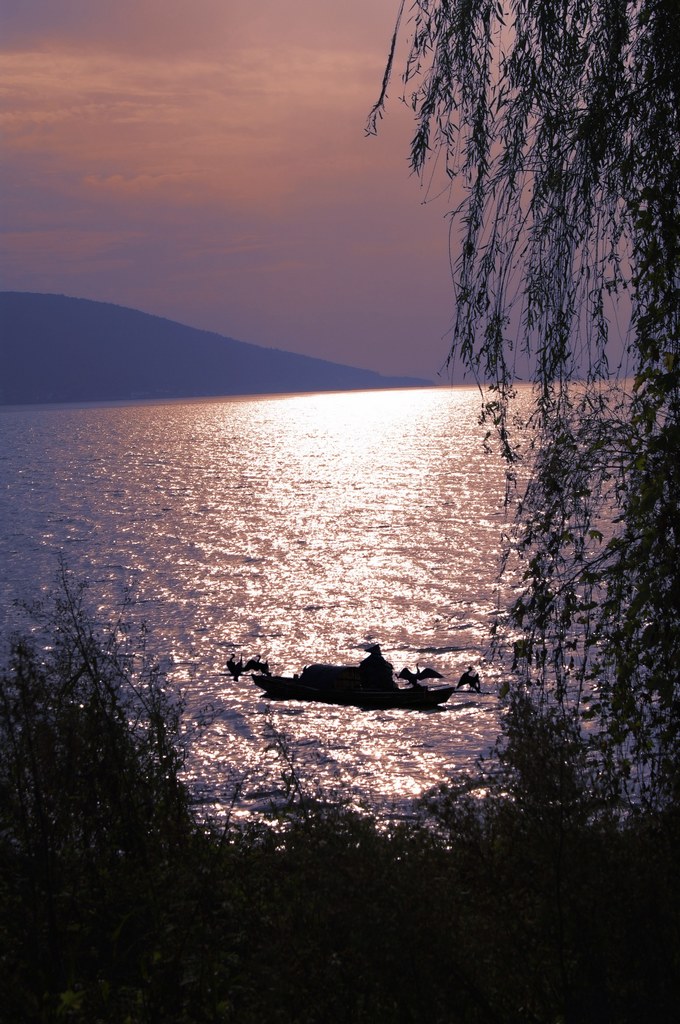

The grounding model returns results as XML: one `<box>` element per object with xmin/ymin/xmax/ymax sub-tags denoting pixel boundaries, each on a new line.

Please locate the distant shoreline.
<box><xmin>0</xmin><ymin>382</ymin><xmax>483</xmax><ymax>414</ymax></box>
<box><xmin>0</xmin><ymin>292</ymin><xmax>435</xmax><ymax>406</ymax></box>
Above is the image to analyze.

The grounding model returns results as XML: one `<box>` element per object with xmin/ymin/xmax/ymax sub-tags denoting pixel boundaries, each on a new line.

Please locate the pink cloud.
<box><xmin>0</xmin><ymin>2</ymin><xmax>461</xmax><ymax>378</ymax></box>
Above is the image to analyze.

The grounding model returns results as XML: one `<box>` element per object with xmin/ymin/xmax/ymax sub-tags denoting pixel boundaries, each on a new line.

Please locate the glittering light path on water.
<box><xmin>0</xmin><ymin>386</ymin><xmax>518</xmax><ymax>816</ymax></box>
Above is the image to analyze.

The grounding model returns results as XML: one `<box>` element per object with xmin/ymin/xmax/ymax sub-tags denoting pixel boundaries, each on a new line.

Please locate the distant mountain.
<box><xmin>0</xmin><ymin>292</ymin><xmax>431</xmax><ymax>406</ymax></box>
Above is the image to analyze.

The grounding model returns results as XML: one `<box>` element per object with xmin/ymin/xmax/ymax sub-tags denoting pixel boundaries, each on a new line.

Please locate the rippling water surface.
<box><xmin>0</xmin><ymin>386</ymin><xmax>515</xmax><ymax>817</ymax></box>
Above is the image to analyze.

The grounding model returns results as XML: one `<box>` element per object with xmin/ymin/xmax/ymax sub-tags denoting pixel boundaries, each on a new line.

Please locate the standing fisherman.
<box><xmin>359</xmin><ymin>644</ymin><xmax>396</xmax><ymax>691</ymax></box>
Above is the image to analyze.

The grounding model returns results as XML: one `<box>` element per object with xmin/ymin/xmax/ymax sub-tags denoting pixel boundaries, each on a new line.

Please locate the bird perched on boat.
<box><xmin>244</xmin><ymin>657</ymin><xmax>270</xmax><ymax>676</ymax></box>
<box><xmin>456</xmin><ymin>666</ymin><xmax>481</xmax><ymax>692</ymax></box>
<box><xmin>226</xmin><ymin>656</ymin><xmax>270</xmax><ymax>680</ymax></box>
<box><xmin>398</xmin><ymin>665</ymin><xmax>443</xmax><ymax>688</ymax></box>
<box><xmin>226</xmin><ymin>657</ymin><xmax>245</xmax><ymax>680</ymax></box>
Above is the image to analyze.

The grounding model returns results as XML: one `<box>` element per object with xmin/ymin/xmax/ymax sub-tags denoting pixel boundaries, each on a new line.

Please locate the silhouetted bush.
<box><xmin>1</xmin><ymin>575</ymin><xmax>678</xmax><ymax>1022</ymax></box>
<box><xmin>0</xmin><ymin>573</ymin><xmax>243</xmax><ymax>1022</ymax></box>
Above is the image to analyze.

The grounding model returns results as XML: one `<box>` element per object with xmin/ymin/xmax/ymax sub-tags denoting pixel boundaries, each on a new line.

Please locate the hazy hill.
<box><xmin>0</xmin><ymin>292</ymin><xmax>431</xmax><ymax>405</ymax></box>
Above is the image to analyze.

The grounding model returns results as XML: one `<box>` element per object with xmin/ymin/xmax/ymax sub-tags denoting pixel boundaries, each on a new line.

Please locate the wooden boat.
<box><xmin>251</xmin><ymin>663</ymin><xmax>454</xmax><ymax>709</ymax></box>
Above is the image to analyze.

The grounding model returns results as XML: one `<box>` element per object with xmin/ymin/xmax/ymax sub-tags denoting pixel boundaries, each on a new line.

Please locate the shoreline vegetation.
<box><xmin>2</xmin><ymin>573</ymin><xmax>679</xmax><ymax>1023</ymax></box>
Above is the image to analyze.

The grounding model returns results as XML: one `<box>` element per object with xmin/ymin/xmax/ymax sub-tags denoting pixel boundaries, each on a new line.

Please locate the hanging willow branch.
<box><xmin>373</xmin><ymin>0</ymin><xmax>680</xmax><ymax>807</ymax></box>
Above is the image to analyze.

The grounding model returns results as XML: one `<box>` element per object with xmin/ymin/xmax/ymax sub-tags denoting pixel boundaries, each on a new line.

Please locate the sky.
<box><xmin>0</xmin><ymin>0</ymin><xmax>462</xmax><ymax>380</ymax></box>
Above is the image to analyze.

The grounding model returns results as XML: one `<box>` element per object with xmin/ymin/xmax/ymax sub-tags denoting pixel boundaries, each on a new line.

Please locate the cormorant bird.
<box><xmin>456</xmin><ymin>666</ymin><xmax>481</xmax><ymax>692</ymax></box>
<box><xmin>226</xmin><ymin>656</ymin><xmax>270</xmax><ymax>680</ymax></box>
<box><xmin>398</xmin><ymin>665</ymin><xmax>443</xmax><ymax>688</ymax></box>
<box><xmin>244</xmin><ymin>657</ymin><xmax>270</xmax><ymax>676</ymax></box>
<box><xmin>226</xmin><ymin>657</ymin><xmax>245</xmax><ymax>680</ymax></box>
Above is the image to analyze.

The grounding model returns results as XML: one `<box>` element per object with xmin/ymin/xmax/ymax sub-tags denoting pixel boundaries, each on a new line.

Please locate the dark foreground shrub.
<box><xmin>1</xmin><ymin>574</ymin><xmax>679</xmax><ymax>1022</ymax></box>
<box><xmin>0</xmin><ymin>572</ymin><xmax>245</xmax><ymax>1022</ymax></box>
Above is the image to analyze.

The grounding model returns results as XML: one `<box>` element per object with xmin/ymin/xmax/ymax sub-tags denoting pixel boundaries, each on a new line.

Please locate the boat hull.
<box><xmin>252</xmin><ymin>675</ymin><xmax>454</xmax><ymax>709</ymax></box>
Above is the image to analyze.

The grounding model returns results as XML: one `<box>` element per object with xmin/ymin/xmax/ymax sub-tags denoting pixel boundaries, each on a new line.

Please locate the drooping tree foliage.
<box><xmin>370</xmin><ymin>0</ymin><xmax>680</xmax><ymax>806</ymax></box>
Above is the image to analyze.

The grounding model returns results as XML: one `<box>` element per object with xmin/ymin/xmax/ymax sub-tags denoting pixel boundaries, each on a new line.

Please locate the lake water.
<box><xmin>0</xmin><ymin>386</ymin><xmax>516</xmax><ymax>819</ymax></box>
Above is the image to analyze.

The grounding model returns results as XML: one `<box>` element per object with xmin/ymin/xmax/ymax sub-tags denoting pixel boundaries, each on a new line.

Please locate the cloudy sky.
<box><xmin>0</xmin><ymin>0</ymin><xmax>466</xmax><ymax>379</ymax></box>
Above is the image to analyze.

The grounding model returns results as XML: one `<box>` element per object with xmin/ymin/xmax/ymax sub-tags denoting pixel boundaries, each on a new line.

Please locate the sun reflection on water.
<box><xmin>0</xmin><ymin>386</ymin><xmax>520</xmax><ymax>818</ymax></box>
